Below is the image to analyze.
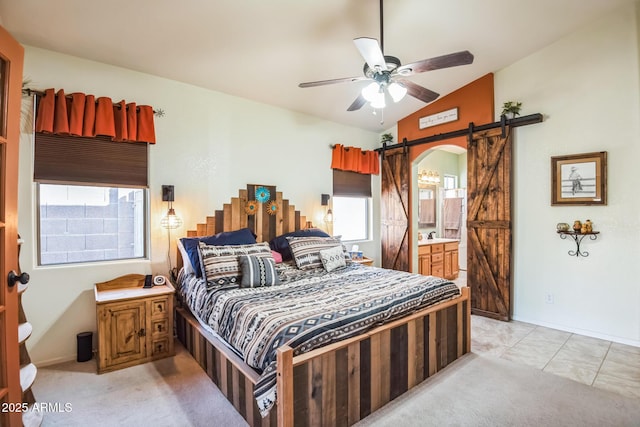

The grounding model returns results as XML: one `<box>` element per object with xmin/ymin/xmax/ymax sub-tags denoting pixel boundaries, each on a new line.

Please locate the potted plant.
<box><xmin>380</xmin><ymin>133</ymin><xmax>394</xmax><ymax>144</ymax></box>
<box><xmin>501</xmin><ymin>101</ymin><xmax>522</xmax><ymax>119</ymax></box>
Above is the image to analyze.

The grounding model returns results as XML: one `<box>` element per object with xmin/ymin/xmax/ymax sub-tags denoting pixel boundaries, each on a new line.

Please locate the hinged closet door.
<box><xmin>0</xmin><ymin>24</ymin><xmax>25</xmax><ymax>427</ymax></box>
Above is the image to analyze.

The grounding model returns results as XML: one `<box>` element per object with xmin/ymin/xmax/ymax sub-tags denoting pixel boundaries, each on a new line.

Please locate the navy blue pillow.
<box><xmin>181</xmin><ymin>228</ymin><xmax>257</xmax><ymax>278</ymax></box>
<box><xmin>269</xmin><ymin>228</ymin><xmax>330</xmax><ymax>261</ymax></box>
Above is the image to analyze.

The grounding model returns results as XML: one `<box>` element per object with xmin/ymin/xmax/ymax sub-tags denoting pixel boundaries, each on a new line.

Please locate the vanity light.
<box><xmin>418</xmin><ymin>170</ymin><xmax>441</xmax><ymax>185</ymax></box>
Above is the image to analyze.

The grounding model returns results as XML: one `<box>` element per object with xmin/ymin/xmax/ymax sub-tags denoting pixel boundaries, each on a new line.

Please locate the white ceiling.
<box><xmin>0</xmin><ymin>0</ymin><xmax>633</xmax><ymax>132</ymax></box>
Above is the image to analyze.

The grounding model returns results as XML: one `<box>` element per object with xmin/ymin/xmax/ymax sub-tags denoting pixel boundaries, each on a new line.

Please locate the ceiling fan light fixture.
<box><xmin>361</xmin><ymin>82</ymin><xmax>380</xmax><ymax>102</ymax></box>
<box><xmin>370</xmin><ymin>91</ymin><xmax>386</xmax><ymax>109</ymax></box>
<box><xmin>388</xmin><ymin>82</ymin><xmax>407</xmax><ymax>103</ymax></box>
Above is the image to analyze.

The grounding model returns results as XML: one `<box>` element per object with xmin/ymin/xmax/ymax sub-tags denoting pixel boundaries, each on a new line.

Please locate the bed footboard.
<box><xmin>177</xmin><ymin>287</ymin><xmax>471</xmax><ymax>427</ymax></box>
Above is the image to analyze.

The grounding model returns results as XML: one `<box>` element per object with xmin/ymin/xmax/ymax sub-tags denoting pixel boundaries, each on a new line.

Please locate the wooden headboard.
<box><xmin>176</xmin><ymin>184</ymin><xmax>307</xmax><ymax>270</ymax></box>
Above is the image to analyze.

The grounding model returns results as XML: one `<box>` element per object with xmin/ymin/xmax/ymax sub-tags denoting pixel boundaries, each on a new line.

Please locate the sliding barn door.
<box><xmin>467</xmin><ymin>128</ymin><xmax>512</xmax><ymax>320</ymax></box>
<box><xmin>381</xmin><ymin>147</ymin><xmax>409</xmax><ymax>271</ymax></box>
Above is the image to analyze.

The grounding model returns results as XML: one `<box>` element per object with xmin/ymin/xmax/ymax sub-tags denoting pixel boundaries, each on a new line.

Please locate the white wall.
<box><xmin>495</xmin><ymin>3</ymin><xmax>640</xmax><ymax>345</ymax></box>
<box><xmin>19</xmin><ymin>46</ymin><xmax>380</xmax><ymax>365</ymax></box>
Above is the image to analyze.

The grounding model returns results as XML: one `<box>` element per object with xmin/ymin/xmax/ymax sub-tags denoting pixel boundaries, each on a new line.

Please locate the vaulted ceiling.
<box><xmin>0</xmin><ymin>0</ymin><xmax>632</xmax><ymax>132</ymax></box>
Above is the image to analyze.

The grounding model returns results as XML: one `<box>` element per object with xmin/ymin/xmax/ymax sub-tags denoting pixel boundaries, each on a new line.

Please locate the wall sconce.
<box><xmin>160</xmin><ymin>185</ymin><xmax>183</xmax><ymax>229</ymax></box>
<box><xmin>321</xmin><ymin>193</ymin><xmax>333</xmax><ymax>223</ymax></box>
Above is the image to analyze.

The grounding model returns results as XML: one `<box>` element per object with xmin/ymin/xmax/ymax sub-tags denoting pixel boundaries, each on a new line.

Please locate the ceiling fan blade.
<box><xmin>353</xmin><ymin>37</ymin><xmax>388</xmax><ymax>71</ymax></box>
<box><xmin>299</xmin><ymin>76</ymin><xmax>368</xmax><ymax>88</ymax></box>
<box><xmin>397</xmin><ymin>50</ymin><xmax>474</xmax><ymax>76</ymax></box>
<box><xmin>397</xmin><ymin>79</ymin><xmax>439</xmax><ymax>104</ymax></box>
<box><xmin>347</xmin><ymin>94</ymin><xmax>367</xmax><ymax>111</ymax></box>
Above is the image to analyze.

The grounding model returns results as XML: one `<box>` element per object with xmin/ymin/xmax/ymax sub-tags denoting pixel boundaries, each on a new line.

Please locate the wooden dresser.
<box><xmin>95</xmin><ymin>274</ymin><xmax>174</xmax><ymax>374</ymax></box>
<box><xmin>418</xmin><ymin>240</ymin><xmax>459</xmax><ymax>280</ymax></box>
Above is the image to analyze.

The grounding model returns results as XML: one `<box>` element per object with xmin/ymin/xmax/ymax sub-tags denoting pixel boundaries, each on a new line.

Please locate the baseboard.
<box><xmin>34</xmin><ymin>353</ymin><xmax>81</xmax><ymax>367</ymax></box>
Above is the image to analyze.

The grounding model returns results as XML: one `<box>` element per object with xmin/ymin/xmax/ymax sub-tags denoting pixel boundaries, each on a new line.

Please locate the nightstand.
<box><xmin>352</xmin><ymin>256</ymin><xmax>374</xmax><ymax>266</ymax></box>
<box><xmin>95</xmin><ymin>274</ymin><xmax>174</xmax><ymax>374</ymax></box>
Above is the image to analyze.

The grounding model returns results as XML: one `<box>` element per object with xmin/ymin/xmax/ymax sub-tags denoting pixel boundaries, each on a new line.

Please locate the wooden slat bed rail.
<box><xmin>176</xmin><ymin>287</ymin><xmax>471</xmax><ymax>427</ymax></box>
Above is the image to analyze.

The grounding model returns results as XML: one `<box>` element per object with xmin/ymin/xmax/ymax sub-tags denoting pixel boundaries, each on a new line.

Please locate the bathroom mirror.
<box><xmin>418</xmin><ymin>184</ymin><xmax>436</xmax><ymax>228</ymax></box>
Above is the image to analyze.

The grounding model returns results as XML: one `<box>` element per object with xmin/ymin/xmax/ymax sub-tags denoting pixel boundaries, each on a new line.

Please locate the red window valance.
<box><xmin>330</xmin><ymin>144</ymin><xmax>379</xmax><ymax>175</ymax></box>
<box><xmin>34</xmin><ymin>88</ymin><xmax>156</xmax><ymax>144</ymax></box>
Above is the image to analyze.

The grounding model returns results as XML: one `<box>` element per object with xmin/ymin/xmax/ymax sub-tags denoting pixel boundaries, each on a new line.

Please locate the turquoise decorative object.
<box><xmin>255</xmin><ymin>186</ymin><xmax>270</xmax><ymax>203</ymax></box>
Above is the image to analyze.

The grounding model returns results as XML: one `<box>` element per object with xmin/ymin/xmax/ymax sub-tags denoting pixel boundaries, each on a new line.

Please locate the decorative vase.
<box><xmin>556</xmin><ymin>223</ymin><xmax>570</xmax><ymax>232</ymax></box>
<box><xmin>573</xmin><ymin>220</ymin><xmax>582</xmax><ymax>232</ymax></box>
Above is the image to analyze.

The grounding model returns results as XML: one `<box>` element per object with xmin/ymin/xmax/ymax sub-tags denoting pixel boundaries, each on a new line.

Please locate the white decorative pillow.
<box><xmin>287</xmin><ymin>236</ymin><xmax>351</xmax><ymax>270</ymax></box>
<box><xmin>198</xmin><ymin>242</ymin><xmax>271</xmax><ymax>287</ymax></box>
<box><xmin>319</xmin><ymin>245</ymin><xmax>347</xmax><ymax>272</ymax></box>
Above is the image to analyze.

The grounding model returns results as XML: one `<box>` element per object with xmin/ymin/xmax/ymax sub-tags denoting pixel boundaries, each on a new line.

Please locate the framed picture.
<box><xmin>551</xmin><ymin>151</ymin><xmax>607</xmax><ymax>205</ymax></box>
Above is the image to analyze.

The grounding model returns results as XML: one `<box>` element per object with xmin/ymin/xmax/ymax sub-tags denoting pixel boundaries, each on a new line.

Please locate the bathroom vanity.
<box><xmin>418</xmin><ymin>238</ymin><xmax>459</xmax><ymax>280</ymax></box>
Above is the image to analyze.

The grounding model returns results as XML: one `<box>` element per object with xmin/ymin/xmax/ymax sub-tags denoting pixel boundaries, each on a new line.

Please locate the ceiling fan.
<box><xmin>298</xmin><ymin>0</ymin><xmax>474</xmax><ymax>112</ymax></box>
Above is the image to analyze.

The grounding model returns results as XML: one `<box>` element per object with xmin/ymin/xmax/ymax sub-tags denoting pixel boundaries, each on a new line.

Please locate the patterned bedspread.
<box><xmin>178</xmin><ymin>262</ymin><xmax>460</xmax><ymax>417</ymax></box>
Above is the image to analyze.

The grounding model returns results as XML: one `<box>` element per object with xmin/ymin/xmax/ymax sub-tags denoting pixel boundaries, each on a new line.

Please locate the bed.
<box><xmin>174</xmin><ymin>184</ymin><xmax>471</xmax><ymax>427</ymax></box>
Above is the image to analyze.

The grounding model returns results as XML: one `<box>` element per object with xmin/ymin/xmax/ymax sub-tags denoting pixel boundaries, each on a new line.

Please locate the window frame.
<box><xmin>35</xmin><ymin>182</ymin><xmax>149</xmax><ymax>267</ymax></box>
<box><xmin>331</xmin><ymin>195</ymin><xmax>372</xmax><ymax>243</ymax></box>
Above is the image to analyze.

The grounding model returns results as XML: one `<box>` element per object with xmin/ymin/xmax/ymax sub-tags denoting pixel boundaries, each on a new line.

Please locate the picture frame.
<box><xmin>551</xmin><ymin>151</ymin><xmax>607</xmax><ymax>205</ymax></box>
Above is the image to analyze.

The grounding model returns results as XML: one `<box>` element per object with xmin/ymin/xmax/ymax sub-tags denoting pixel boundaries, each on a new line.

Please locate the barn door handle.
<box><xmin>8</xmin><ymin>271</ymin><xmax>30</xmax><ymax>288</ymax></box>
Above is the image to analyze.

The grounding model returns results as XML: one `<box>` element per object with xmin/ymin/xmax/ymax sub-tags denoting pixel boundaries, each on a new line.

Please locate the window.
<box><xmin>38</xmin><ymin>184</ymin><xmax>146</xmax><ymax>265</ymax></box>
<box><xmin>332</xmin><ymin>169</ymin><xmax>372</xmax><ymax>242</ymax></box>
<box><xmin>443</xmin><ymin>174</ymin><xmax>458</xmax><ymax>190</ymax></box>
<box><xmin>34</xmin><ymin>133</ymin><xmax>149</xmax><ymax>266</ymax></box>
<box><xmin>332</xmin><ymin>196</ymin><xmax>370</xmax><ymax>241</ymax></box>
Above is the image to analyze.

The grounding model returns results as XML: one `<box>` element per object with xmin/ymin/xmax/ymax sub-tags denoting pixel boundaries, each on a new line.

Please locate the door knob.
<box><xmin>8</xmin><ymin>271</ymin><xmax>29</xmax><ymax>287</ymax></box>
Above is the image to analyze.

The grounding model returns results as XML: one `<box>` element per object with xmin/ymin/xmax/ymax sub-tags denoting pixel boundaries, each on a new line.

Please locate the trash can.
<box><xmin>77</xmin><ymin>331</ymin><xmax>93</xmax><ymax>362</ymax></box>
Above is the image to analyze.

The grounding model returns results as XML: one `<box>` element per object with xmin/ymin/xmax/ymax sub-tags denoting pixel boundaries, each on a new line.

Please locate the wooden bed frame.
<box><xmin>174</xmin><ymin>184</ymin><xmax>471</xmax><ymax>427</ymax></box>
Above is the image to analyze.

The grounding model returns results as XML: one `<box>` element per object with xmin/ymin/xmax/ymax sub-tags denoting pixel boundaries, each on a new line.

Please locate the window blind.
<box><xmin>333</xmin><ymin>169</ymin><xmax>372</xmax><ymax>197</ymax></box>
<box><xmin>34</xmin><ymin>133</ymin><xmax>148</xmax><ymax>187</ymax></box>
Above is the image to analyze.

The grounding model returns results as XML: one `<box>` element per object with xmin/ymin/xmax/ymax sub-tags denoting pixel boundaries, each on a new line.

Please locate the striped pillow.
<box><xmin>239</xmin><ymin>255</ymin><xmax>281</xmax><ymax>288</ymax></box>
<box><xmin>287</xmin><ymin>236</ymin><xmax>351</xmax><ymax>270</ymax></box>
<box><xmin>198</xmin><ymin>242</ymin><xmax>271</xmax><ymax>287</ymax></box>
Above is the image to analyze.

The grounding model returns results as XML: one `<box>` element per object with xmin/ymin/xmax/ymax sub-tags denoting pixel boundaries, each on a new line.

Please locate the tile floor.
<box><xmin>456</xmin><ymin>269</ymin><xmax>640</xmax><ymax>400</ymax></box>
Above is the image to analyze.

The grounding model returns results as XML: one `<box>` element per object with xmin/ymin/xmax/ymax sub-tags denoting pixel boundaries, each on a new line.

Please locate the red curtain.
<box><xmin>34</xmin><ymin>88</ymin><xmax>156</xmax><ymax>144</ymax></box>
<box><xmin>330</xmin><ymin>144</ymin><xmax>380</xmax><ymax>175</ymax></box>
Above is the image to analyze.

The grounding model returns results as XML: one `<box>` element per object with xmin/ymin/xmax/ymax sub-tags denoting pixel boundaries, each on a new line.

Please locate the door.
<box><xmin>467</xmin><ymin>127</ymin><xmax>512</xmax><ymax>321</ymax></box>
<box><xmin>107</xmin><ymin>302</ymin><xmax>146</xmax><ymax>366</ymax></box>
<box><xmin>380</xmin><ymin>147</ymin><xmax>409</xmax><ymax>271</ymax></box>
<box><xmin>0</xmin><ymin>25</ymin><xmax>25</xmax><ymax>427</ymax></box>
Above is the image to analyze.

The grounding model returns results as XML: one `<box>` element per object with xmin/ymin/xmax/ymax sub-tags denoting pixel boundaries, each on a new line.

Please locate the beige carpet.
<box><xmin>33</xmin><ymin>342</ymin><xmax>640</xmax><ymax>427</ymax></box>
<box><xmin>32</xmin><ymin>343</ymin><xmax>247</xmax><ymax>427</ymax></box>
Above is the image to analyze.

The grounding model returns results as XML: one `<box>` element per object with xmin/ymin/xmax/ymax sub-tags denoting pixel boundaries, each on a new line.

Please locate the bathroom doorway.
<box><xmin>412</xmin><ymin>144</ymin><xmax>467</xmax><ymax>273</ymax></box>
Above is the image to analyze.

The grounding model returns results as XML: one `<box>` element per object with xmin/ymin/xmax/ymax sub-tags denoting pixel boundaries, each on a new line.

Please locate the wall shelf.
<box><xmin>557</xmin><ymin>231</ymin><xmax>600</xmax><ymax>257</ymax></box>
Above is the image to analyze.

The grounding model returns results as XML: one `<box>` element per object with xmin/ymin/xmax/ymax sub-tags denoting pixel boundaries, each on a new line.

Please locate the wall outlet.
<box><xmin>545</xmin><ymin>293</ymin><xmax>554</xmax><ymax>304</ymax></box>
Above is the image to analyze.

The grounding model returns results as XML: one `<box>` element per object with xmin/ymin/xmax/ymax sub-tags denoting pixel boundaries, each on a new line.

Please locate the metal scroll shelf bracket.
<box><xmin>557</xmin><ymin>231</ymin><xmax>600</xmax><ymax>257</ymax></box>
